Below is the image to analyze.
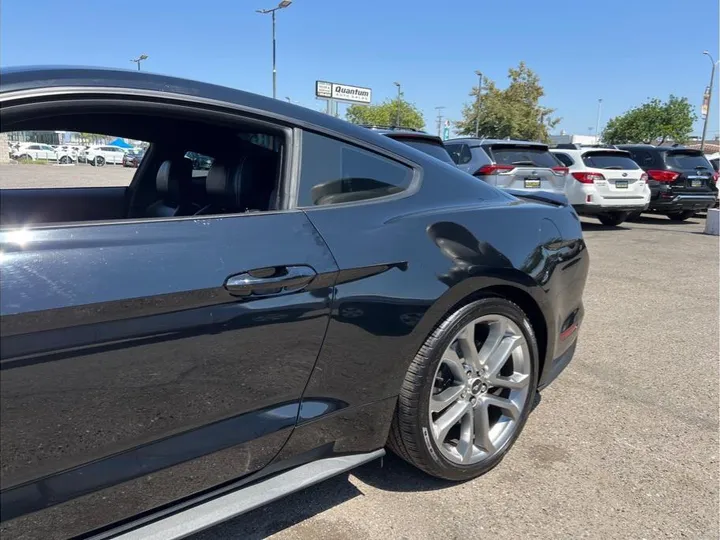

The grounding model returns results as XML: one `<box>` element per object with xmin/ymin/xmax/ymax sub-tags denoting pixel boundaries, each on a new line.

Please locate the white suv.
<box><xmin>11</xmin><ymin>142</ymin><xmax>75</xmax><ymax>163</ymax></box>
<box><xmin>551</xmin><ymin>145</ymin><xmax>650</xmax><ymax>226</ymax></box>
<box><xmin>85</xmin><ymin>145</ymin><xmax>127</xmax><ymax>166</ymax></box>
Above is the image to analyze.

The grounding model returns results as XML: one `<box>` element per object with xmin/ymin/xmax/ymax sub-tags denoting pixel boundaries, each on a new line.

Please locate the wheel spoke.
<box><xmin>488</xmin><ymin>372</ymin><xmax>529</xmax><ymax>390</ymax></box>
<box><xmin>473</xmin><ymin>402</ymin><xmax>494</xmax><ymax>453</ymax></box>
<box><xmin>456</xmin><ymin>324</ymin><xmax>478</xmax><ymax>365</ymax></box>
<box><xmin>483</xmin><ymin>334</ymin><xmax>521</xmax><ymax>377</ymax></box>
<box><xmin>441</xmin><ymin>348</ymin><xmax>468</xmax><ymax>384</ymax></box>
<box><xmin>433</xmin><ymin>400</ymin><xmax>471</xmax><ymax>442</ymax></box>
<box><xmin>476</xmin><ymin>319</ymin><xmax>508</xmax><ymax>368</ymax></box>
<box><xmin>483</xmin><ymin>394</ymin><xmax>520</xmax><ymax>420</ymax></box>
<box><xmin>456</xmin><ymin>409</ymin><xmax>475</xmax><ymax>463</ymax></box>
<box><xmin>430</xmin><ymin>384</ymin><xmax>464</xmax><ymax>413</ymax></box>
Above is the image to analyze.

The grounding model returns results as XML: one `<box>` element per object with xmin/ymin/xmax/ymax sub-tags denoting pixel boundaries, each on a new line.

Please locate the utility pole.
<box><xmin>435</xmin><ymin>106</ymin><xmax>446</xmax><ymax>137</ymax></box>
<box><xmin>257</xmin><ymin>1</ymin><xmax>293</xmax><ymax>99</ymax></box>
<box><xmin>131</xmin><ymin>54</ymin><xmax>148</xmax><ymax>71</ymax></box>
<box><xmin>474</xmin><ymin>70</ymin><xmax>483</xmax><ymax>138</ymax></box>
<box><xmin>393</xmin><ymin>82</ymin><xmax>401</xmax><ymax>127</ymax></box>
<box><xmin>701</xmin><ymin>50</ymin><xmax>717</xmax><ymax>152</ymax></box>
<box><xmin>595</xmin><ymin>98</ymin><xmax>603</xmax><ymax>142</ymax></box>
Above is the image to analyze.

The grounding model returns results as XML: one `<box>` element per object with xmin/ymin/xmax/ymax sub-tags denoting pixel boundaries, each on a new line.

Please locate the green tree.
<box><xmin>602</xmin><ymin>96</ymin><xmax>696</xmax><ymax>144</ymax></box>
<box><xmin>346</xmin><ymin>97</ymin><xmax>425</xmax><ymax>130</ymax></box>
<box><xmin>454</xmin><ymin>62</ymin><xmax>559</xmax><ymax>142</ymax></box>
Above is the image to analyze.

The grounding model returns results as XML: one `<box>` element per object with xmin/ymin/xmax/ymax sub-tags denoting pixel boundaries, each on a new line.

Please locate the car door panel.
<box><xmin>0</xmin><ymin>187</ymin><xmax>127</xmax><ymax>226</ymax></box>
<box><xmin>0</xmin><ymin>211</ymin><xmax>337</xmax><ymax>538</ymax></box>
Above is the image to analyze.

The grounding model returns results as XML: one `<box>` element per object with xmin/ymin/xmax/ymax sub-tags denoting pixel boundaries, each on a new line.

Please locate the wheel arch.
<box><xmin>412</xmin><ymin>277</ymin><xmax>552</xmax><ymax>384</ymax></box>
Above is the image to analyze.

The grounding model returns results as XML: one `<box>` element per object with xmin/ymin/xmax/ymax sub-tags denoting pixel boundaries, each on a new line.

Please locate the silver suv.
<box><xmin>444</xmin><ymin>138</ymin><xmax>568</xmax><ymax>194</ymax></box>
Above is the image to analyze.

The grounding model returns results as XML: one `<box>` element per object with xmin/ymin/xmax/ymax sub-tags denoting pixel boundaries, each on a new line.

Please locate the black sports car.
<box><xmin>0</xmin><ymin>66</ymin><xmax>589</xmax><ymax>540</ymax></box>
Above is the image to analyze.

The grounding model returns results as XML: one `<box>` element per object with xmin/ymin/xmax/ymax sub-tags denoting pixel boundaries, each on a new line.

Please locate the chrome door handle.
<box><xmin>224</xmin><ymin>265</ymin><xmax>316</xmax><ymax>297</ymax></box>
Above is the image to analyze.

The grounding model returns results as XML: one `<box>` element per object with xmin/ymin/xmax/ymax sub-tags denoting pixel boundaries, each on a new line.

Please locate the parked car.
<box><xmin>85</xmin><ymin>144</ymin><xmax>128</xmax><ymax>166</ymax></box>
<box><xmin>122</xmin><ymin>148</ymin><xmax>145</xmax><ymax>167</ymax></box>
<box><xmin>361</xmin><ymin>126</ymin><xmax>458</xmax><ymax>167</ymax></box>
<box><xmin>10</xmin><ymin>142</ymin><xmax>74</xmax><ymax>163</ymax></box>
<box><xmin>550</xmin><ymin>144</ymin><xmax>651</xmax><ymax>226</ymax></box>
<box><xmin>0</xmin><ymin>66</ymin><xmax>589</xmax><ymax>540</ymax></box>
<box><xmin>617</xmin><ymin>144</ymin><xmax>718</xmax><ymax>221</ymax></box>
<box><xmin>444</xmin><ymin>138</ymin><xmax>569</xmax><ymax>195</ymax></box>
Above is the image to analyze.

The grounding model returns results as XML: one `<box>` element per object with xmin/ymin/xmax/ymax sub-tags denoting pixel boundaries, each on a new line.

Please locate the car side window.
<box><xmin>445</xmin><ymin>143</ymin><xmax>462</xmax><ymax>164</ymax></box>
<box><xmin>629</xmin><ymin>150</ymin><xmax>653</xmax><ymax>167</ymax></box>
<box><xmin>298</xmin><ymin>131</ymin><xmax>414</xmax><ymax>207</ymax></box>
<box><xmin>554</xmin><ymin>153</ymin><xmax>574</xmax><ymax>166</ymax></box>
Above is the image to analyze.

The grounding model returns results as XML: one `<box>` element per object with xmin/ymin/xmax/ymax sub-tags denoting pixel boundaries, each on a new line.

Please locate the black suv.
<box><xmin>361</xmin><ymin>125</ymin><xmax>458</xmax><ymax>166</ymax></box>
<box><xmin>618</xmin><ymin>144</ymin><xmax>718</xmax><ymax>221</ymax></box>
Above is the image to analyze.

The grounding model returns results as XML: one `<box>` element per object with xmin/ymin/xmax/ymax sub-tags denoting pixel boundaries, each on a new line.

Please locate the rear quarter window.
<box><xmin>486</xmin><ymin>145</ymin><xmax>560</xmax><ymax>168</ymax></box>
<box><xmin>665</xmin><ymin>151</ymin><xmax>713</xmax><ymax>171</ymax></box>
<box><xmin>582</xmin><ymin>152</ymin><xmax>640</xmax><ymax>170</ymax></box>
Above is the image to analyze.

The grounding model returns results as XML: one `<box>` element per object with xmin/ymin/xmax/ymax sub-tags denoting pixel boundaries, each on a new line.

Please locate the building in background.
<box><xmin>549</xmin><ymin>133</ymin><xmax>599</xmax><ymax>146</ymax></box>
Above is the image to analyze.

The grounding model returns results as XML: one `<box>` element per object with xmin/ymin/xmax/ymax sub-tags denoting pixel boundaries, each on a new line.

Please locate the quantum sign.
<box><xmin>316</xmin><ymin>80</ymin><xmax>372</xmax><ymax>104</ymax></box>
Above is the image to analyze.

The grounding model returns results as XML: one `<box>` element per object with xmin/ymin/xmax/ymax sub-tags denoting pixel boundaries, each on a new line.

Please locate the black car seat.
<box><xmin>145</xmin><ymin>159</ymin><xmax>196</xmax><ymax>217</ymax></box>
<box><xmin>196</xmin><ymin>153</ymin><xmax>276</xmax><ymax>215</ymax></box>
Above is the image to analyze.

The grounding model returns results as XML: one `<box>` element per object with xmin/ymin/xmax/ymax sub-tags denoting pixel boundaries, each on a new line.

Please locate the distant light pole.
<box><xmin>257</xmin><ymin>0</ymin><xmax>293</xmax><ymax>99</ymax></box>
<box><xmin>474</xmin><ymin>70</ymin><xmax>483</xmax><ymax>138</ymax></box>
<box><xmin>393</xmin><ymin>82</ymin><xmax>401</xmax><ymax>127</ymax></box>
<box><xmin>701</xmin><ymin>50</ymin><xmax>717</xmax><ymax>152</ymax></box>
<box><xmin>131</xmin><ymin>54</ymin><xmax>148</xmax><ymax>71</ymax></box>
<box><xmin>594</xmin><ymin>98</ymin><xmax>603</xmax><ymax>142</ymax></box>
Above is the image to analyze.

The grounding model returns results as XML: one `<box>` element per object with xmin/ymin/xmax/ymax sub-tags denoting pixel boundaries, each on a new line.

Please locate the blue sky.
<box><xmin>1</xmin><ymin>0</ymin><xmax>718</xmax><ymax>138</ymax></box>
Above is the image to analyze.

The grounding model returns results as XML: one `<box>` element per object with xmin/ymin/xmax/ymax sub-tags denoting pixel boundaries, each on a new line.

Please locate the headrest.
<box><xmin>156</xmin><ymin>159</ymin><xmax>193</xmax><ymax>201</ymax></box>
<box><xmin>206</xmin><ymin>154</ymin><xmax>274</xmax><ymax>211</ymax></box>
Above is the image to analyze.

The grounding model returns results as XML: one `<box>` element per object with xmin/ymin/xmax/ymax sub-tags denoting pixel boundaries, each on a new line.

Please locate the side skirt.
<box><xmin>103</xmin><ymin>449</ymin><xmax>385</xmax><ymax>540</ymax></box>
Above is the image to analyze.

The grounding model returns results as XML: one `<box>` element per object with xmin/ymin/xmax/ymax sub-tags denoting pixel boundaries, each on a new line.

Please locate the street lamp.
<box><xmin>393</xmin><ymin>82</ymin><xmax>401</xmax><ymax>127</ymax></box>
<box><xmin>257</xmin><ymin>0</ymin><xmax>293</xmax><ymax>99</ymax></box>
<box><xmin>474</xmin><ymin>70</ymin><xmax>483</xmax><ymax>137</ymax></box>
<box><xmin>595</xmin><ymin>98</ymin><xmax>603</xmax><ymax>143</ymax></box>
<box><xmin>701</xmin><ymin>50</ymin><xmax>717</xmax><ymax>152</ymax></box>
<box><xmin>131</xmin><ymin>54</ymin><xmax>148</xmax><ymax>71</ymax></box>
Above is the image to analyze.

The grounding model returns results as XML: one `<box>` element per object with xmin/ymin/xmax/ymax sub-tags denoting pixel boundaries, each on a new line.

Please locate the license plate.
<box><xmin>524</xmin><ymin>178</ymin><xmax>541</xmax><ymax>188</ymax></box>
<box><xmin>691</xmin><ymin>179</ymin><xmax>702</xmax><ymax>187</ymax></box>
<box><xmin>615</xmin><ymin>180</ymin><xmax>628</xmax><ymax>189</ymax></box>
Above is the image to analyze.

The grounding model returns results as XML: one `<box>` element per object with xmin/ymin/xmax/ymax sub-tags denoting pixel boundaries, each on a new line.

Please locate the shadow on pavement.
<box><xmin>580</xmin><ymin>221</ymin><xmax>631</xmax><ymax>232</ymax></box>
<box><xmin>627</xmin><ymin>215</ymin><xmax>701</xmax><ymax>226</ymax></box>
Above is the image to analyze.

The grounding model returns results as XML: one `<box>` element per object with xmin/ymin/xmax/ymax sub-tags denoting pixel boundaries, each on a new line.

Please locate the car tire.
<box><xmin>667</xmin><ymin>210</ymin><xmax>694</xmax><ymax>221</ymax></box>
<box><xmin>94</xmin><ymin>156</ymin><xmax>106</xmax><ymax>167</ymax></box>
<box><xmin>59</xmin><ymin>156</ymin><xmax>70</xmax><ymax>164</ymax></box>
<box><xmin>388</xmin><ymin>296</ymin><xmax>539</xmax><ymax>481</ymax></box>
<box><xmin>627</xmin><ymin>211</ymin><xmax>642</xmax><ymax>221</ymax></box>
<box><xmin>597</xmin><ymin>212</ymin><xmax>628</xmax><ymax>226</ymax></box>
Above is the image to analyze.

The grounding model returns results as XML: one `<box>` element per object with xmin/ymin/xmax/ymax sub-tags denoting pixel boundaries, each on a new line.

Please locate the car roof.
<box><xmin>446</xmin><ymin>137</ymin><xmax>549</xmax><ymax>148</ymax></box>
<box><xmin>368</xmin><ymin>127</ymin><xmax>446</xmax><ymax>145</ymax></box>
<box><xmin>0</xmin><ymin>66</ymin><xmax>418</xmax><ymax>159</ymax></box>
<box><xmin>617</xmin><ymin>144</ymin><xmax>704</xmax><ymax>154</ymax></box>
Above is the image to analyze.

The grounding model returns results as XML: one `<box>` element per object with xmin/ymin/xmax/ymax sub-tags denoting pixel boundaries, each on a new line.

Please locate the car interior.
<box><xmin>0</xmin><ymin>104</ymin><xmax>285</xmax><ymax>228</ymax></box>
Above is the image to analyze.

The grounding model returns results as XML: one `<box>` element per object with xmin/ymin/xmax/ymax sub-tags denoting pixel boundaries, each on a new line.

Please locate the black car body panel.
<box><xmin>618</xmin><ymin>144</ymin><xmax>718</xmax><ymax>213</ymax></box>
<box><xmin>0</xmin><ymin>67</ymin><xmax>588</xmax><ymax>539</ymax></box>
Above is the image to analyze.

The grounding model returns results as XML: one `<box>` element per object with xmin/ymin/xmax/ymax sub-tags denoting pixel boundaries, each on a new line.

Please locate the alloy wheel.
<box><xmin>428</xmin><ymin>314</ymin><xmax>531</xmax><ymax>465</ymax></box>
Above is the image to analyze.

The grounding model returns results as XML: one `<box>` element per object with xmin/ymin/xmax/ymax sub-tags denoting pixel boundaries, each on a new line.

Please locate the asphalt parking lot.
<box><xmin>0</xmin><ymin>162</ymin><xmax>133</xmax><ymax>188</ymax></box>
<box><xmin>192</xmin><ymin>215</ymin><xmax>719</xmax><ymax>540</ymax></box>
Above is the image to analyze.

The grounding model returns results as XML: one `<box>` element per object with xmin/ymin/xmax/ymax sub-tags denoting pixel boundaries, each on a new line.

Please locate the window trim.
<box><xmin>0</xmin><ymin>96</ymin><xmax>297</xmax><ymax>229</ymax></box>
<box><xmin>293</xmin><ymin>128</ymin><xmax>422</xmax><ymax>211</ymax></box>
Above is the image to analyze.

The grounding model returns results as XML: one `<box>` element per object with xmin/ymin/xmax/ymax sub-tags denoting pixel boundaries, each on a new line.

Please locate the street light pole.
<box><xmin>393</xmin><ymin>82</ymin><xmax>401</xmax><ymax>127</ymax></box>
<box><xmin>257</xmin><ymin>1</ymin><xmax>292</xmax><ymax>99</ymax></box>
<box><xmin>474</xmin><ymin>70</ymin><xmax>482</xmax><ymax>138</ymax></box>
<box><xmin>131</xmin><ymin>54</ymin><xmax>148</xmax><ymax>71</ymax></box>
<box><xmin>595</xmin><ymin>98</ymin><xmax>603</xmax><ymax>142</ymax></box>
<box><xmin>701</xmin><ymin>50</ymin><xmax>717</xmax><ymax>152</ymax></box>
<box><xmin>435</xmin><ymin>106</ymin><xmax>445</xmax><ymax>137</ymax></box>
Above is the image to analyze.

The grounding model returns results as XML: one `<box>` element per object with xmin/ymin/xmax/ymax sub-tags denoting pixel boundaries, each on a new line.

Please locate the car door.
<box><xmin>0</xmin><ymin>133</ymin><xmax>337</xmax><ymax>537</ymax></box>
